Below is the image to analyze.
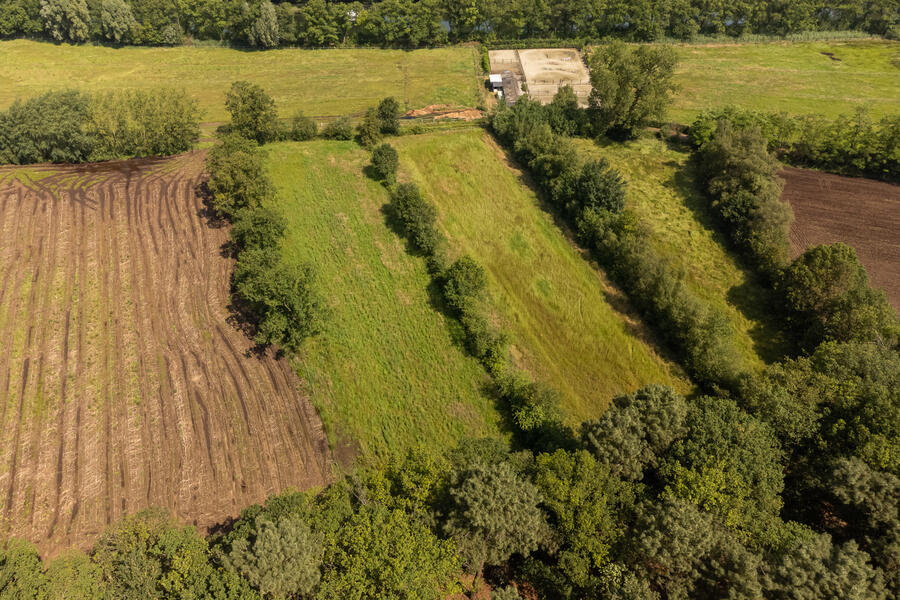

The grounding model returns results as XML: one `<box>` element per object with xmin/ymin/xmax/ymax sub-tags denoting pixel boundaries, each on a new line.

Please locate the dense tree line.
<box><xmin>691</xmin><ymin>106</ymin><xmax>900</xmax><ymax>182</ymax></box>
<box><xmin>0</xmin><ymin>88</ymin><xmax>199</xmax><ymax>164</ymax></box>
<box><xmin>205</xmin><ymin>83</ymin><xmax>327</xmax><ymax>353</ymax></box>
<box><xmin>0</xmin><ymin>0</ymin><xmax>897</xmax><ymax>47</ymax></box>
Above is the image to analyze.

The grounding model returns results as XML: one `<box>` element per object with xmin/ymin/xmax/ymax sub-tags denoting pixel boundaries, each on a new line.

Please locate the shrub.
<box><xmin>696</xmin><ymin>120</ymin><xmax>791</xmax><ymax>276</ymax></box>
<box><xmin>233</xmin><ymin>248</ymin><xmax>325</xmax><ymax>352</ymax></box>
<box><xmin>376</xmin><ymin>96</ymin><xmax>403</xmax><ymax>134</ymax></box>
<box><xmin>390</xmin><ymin>183</ymin><xmax>444</xmax><ymax>257</ymax></box>
<box><xmin>86</xmin><ymin>88</ymin><xmax>200</xmax><ymax>160</ymax></box>
<box><xmin>230</xmin><ymin>205</ymin><xmax>287</xmax><ymax>252</ymax></box>
<box><xmin>0</xmin><ymin>89</ymin><xmax>93</xmax><ymax>164</ymax></box>
<box><xmin>205</xmin><ymin>134</ymin><xmax>274</xmax><ymax>219</ymax></box>
<box><xmin>779</xmin><ymin>243</ymin><xmax>899</xmax><ymax>348</ymax></box>
<box><xmin>290</xmin><ymin>112</ymin><xmax>318</xmax><ymax>141</ymax></box>
<box><xmin>357</xmin><ymin>107</ymin><xmax>382</xmax><ymax>148</ymax></box>
<box><xmin>225</xmin><ymin>81</ymin><xmax>279</xmax><ymax>144</ymax></box>
<box><xmin>442</xmin><ymin>256</ymin><xmax>487</xmax><ymax>315</ymax></box>
<box><xmin>370</xmin><ymin>142</ymin><xmax>399</xmax><ymax>182</ymax></box>
<box><xmin>321</xmin><ymin>116</ymin><xmax>353</xmax><ymax>140</ymax></box>
<box><xmin>572</xmin><ymin>158</ymin><xmax>626</xmax><ymax>215</ymax></box>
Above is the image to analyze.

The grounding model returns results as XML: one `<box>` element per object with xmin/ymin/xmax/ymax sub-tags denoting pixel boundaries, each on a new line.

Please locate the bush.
<box><xmin>205</xmin><ymin>134</ymin><xmax>274</xmax><ymax>219</ymax></box>
<box><xmin>230</xmin><ymin>205</ymin><xmax>287</xmax><ymax>252</ymax></box>
<box><xmin>390</xmin><ymin>183</ymin><xmax>444</xmax><ymax>257</ymax></box>
<box><xmin>572</xmin><ymin>159</ymin><xmax>626</xmax><ymax>216</ymax></box>
<box><xmin>233</xmin><ymin>247</ymin><xmax>326</xmax><ymax>352</ymax></box>
<box><xmin>321</xmin><ymin>116</ymin><xmax>353</xmax><ymax>140</ymax></box>
<box><xmin>0</xmin><ymin>90</ymin><xmax>93</xmax><ymax>164</ymax></box>
<box><xmin>779</xmin><ymin>243</ymin><xmax>899</xmax><ymax>348</ymax></box>
<box><xmin>376</xmin><ymin>97</ymin><xmax>403</xmax><ymax>135</ymax></box>
<box><xmin>86</xmin><ymin>88</ymin><xmax>200</xmax><ymax>160</ymax></box>
<box><xmin>225</xmin><ymin>81</ymin><xmax>279</xmax><ymax>144</ymax></box>
<box><xmin>696</xmin><ymin>120</ymin><xmax>791</xmax><ymax>276</ymax></box>
<box><xmin>357</xmin><ymin>107</ymin><xmax>383</xmax><ymax>148</ymax></box>
<box><xmin>290</xmin><ymin>112</ymin><xmax>318</xmax><ymax>141</ymax></box>
<box><xmin>371</xmin><ymin>143</ymin><xmax>399</xmax><ymax>182</ymax></box>
<box><xmin>442</xmin><ymin>256</ymin><xmax>487</xmax><ymax>315</ymax></box>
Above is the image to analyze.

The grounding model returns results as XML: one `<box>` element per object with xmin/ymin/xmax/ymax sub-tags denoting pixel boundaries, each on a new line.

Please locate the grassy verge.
<box><xmin>668</xmin><ymin>39</ymin><xmax>900</xmax><ymax>122</ymax></box>
<box><xmin>266</xmin><ymin>140</ymin><xmax>500</xmax><ymax>461</ymax></box>
<box><xmin>573</xmin><ymin>137</ymin><xmax>786</xmax><ymax>369</ymax></box>
<box><xmin>392</xmin><ymin>129</ymin><xmax>690</xmax><ymax>422</ymax></box>
<box><xmin>0</xmin><ymin>40</ymin><xmax>480</xmax><ymax>123</ymax></box>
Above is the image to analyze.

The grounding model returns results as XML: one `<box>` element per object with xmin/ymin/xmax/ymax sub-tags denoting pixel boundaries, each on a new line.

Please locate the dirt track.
<box><xmin>0</xmin><ymin>153</ymin><xmax>331</xmax><ymax>556</ymax></box>
<box><xmin>783</xmin><ymin>167</ymin><xmax>900</xmax><ymax>310</ymax></box>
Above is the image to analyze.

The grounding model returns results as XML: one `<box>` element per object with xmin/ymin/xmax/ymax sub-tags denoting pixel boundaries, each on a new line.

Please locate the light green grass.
<box><xmin>393</xmin><ymin>129</ymin><xmax>690</xmax><ymax>422</ymax></box>
<box><xmin>266</xmin><ymin>140</ymin><xmax>500</xmax><ymax>461</ymax></box>
<box><xmin>573</xmin><ymin>137</ymin><xmax>786</xmax><ymax>370</ymax></box>
<box><xmin>669</xmin><ymin>40</ymin><xmax>900</xmax><ymax>122</ymax></box>
<box><xmin>0</xmin><ymin>40</ymin><xmax>480</xmax><ymax>123</ymax></box>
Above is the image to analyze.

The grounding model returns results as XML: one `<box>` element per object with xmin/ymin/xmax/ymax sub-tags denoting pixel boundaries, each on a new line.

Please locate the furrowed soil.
<box><xmin>783</xmin><ymin>167</ymin><xmax>900</xmax><ymax>310</ymax></box>
<box><xmin>0</xmin><ymin>153</ymin><xmax>330</xmax><ymax>557</ymax></box>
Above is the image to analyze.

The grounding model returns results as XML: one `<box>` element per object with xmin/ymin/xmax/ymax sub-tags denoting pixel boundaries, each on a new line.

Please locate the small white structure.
<box><xmin>489</xmin><ymin>74</ymin><xmax>504</xmax><ymax>91</ymax></box>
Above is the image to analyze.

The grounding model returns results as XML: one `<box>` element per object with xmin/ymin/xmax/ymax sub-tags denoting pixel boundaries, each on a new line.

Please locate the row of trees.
<box><xmin>0</xmin><ymin>88</ymin><xmax>199</xmax><ymax>164</ymax></box>
<box><xmin>1</xmin><ymin>0</ymin><xmax>897</xmax><ymax>46</ymax></box>
<box><xmin>206</xmin><ymin>83</ymin><xmax>327</xmax><ymax>353</ymax></box>
<box><xmin>691</xmin><ymin>106</ymin><xmax>900</xmax><ymax>181</ymax></box>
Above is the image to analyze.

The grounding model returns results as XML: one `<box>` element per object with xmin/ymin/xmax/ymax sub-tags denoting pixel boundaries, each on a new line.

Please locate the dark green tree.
<box><xmin>573</xmin><ymin>159</ymin><xmax>626</xmax><ymax>216</ymax></box>
<box><xmin>233</xmin><ymin>248</ymin><xmax>325</xmax><ymax>352</ymax></box>
<box><xmin>357</xmin><ymin>107</ymin><xmax>382</xmax><ymax>148</ymax></box>
<box><xmin>780</xmin><ymin>243</ymin><xmax>899</xmax><ymax>348</ymax></box>
<box><xmin>442</xmin><ymin>256</ymin><xmax>487</xmax><ymax>315</ymax></box>
<box><xmin>230</xmin><ymin>205</ymin><xmax>286</xmax><ymax>252</ymax></box>
<box><xmin>370</xmin><ymin>142</ymin><xmax>399</xmax><ymax>183</ymax></box>
<box><xmin>224</xmin><ymin>515</ymin><xmax>323</xmax><ymax>599</ymax></box>
<box><xmin>587</xmin><ymin>41</ymin><xmax>678</xmax><ymax>139</ymax></box>
<box><xmin>390</xmin><ymin>182</ymin><xmax>443</xmax><ymax>256</ymax></box>
<box><xmin>376</xmin><ymin>97</ymin><xmax>402</xmax><ymax>134</ymax></box>
<box><xmin>0</xmin><ymin>89</ymin><xmax>93</xmax><ymax>164</ymax></box>
<box><xmin>205</xmin><ymin>133</ymin><xmax>273</xmax><ymax>218</ymax></box>
<box><xmin>225</xmin><ymin>81</ymin><xmax>279</xmax><ymax>144</ymax></box>
<box><xmin>248</xmin><ymin>0</ymin><xmax>279</xmax><ymax>48</ymax></box>
<box><xmin>581</xmin><ymin>385</ymin><xmax>688</xmax><ymax>481</ymax></box>
<box><xmin>44</xmin><ymin>551</ymin><xmax>103</xmax><ymax>600</ymax></box>
<box><xmin>290</xmin><ymin>112</ymin><xmax>317</xmax><ymax>141</ymax></box>
<box><xmin>445</xmin><ymin>461</ymin><xmax>550</xmax><ymax>598</ymax></box>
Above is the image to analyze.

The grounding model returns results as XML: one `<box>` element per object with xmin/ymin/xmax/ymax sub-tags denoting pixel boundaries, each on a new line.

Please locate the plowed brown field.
<box><xmin>0</xmin><ymin>153</ymin><xmax>330</xmax><ymax>557</ymax></box>
<box><xmin>783</xmin><ymin>167</ymin><xmax>900</xmax><ymax>310</ymax></box>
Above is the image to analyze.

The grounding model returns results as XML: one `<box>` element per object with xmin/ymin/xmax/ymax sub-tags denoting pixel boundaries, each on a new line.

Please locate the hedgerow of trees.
<box><xmin>1</xmin><ymin>0</ymin><xmax>897</xmax><ymax>47</ymax></box>
<box><xmin>0</xmin><ymin>88</ymin><xmax>199</xmax><ymax>164</ymax></box>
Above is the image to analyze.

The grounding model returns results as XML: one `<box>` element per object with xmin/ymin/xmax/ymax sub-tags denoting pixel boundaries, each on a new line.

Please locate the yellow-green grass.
<box><xmin>266</xmin><ymin>140</ymin><xmax>500</xmax><ymax>461</ymax></box>
<box><xmin>0</xmin><ymin>40</ymin><xmax>480</xmax><ymax>124</ymax></box>
<box><xmin>393</xmin><ymin>129</ymin><xmax>690</xmax><ymax>422</ymax></box>
<box><xmin>669</xmin><ymin>39</ymin><xmax>900</xmax><ymax>123</ymax></box>
<box><xmin>574</xmin><ymin>137</ymin><xmax>786</xmax><ymax>370</ymax></box>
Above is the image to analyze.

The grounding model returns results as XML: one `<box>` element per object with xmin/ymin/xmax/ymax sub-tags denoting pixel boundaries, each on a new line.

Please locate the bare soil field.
<box><xmin>783</xmin><ymin>167</ymin><xmax>900</xmax><ymax>310</ymax></box>
<box><xmin>0</xmin><ymin>153</ymin><xmax>330</xmax><ymax>556</ymax></box>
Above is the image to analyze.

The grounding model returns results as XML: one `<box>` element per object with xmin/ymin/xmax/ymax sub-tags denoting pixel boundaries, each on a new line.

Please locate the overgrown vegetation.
<box><xmin>0</xmin><ymin>87</ymin><xmax>199</xmax><ymax>164</ymax></box>
<box><xmin>691</xmin><ymin>105</ymin><xmax>900</xmax><ymax>181</ymax></box>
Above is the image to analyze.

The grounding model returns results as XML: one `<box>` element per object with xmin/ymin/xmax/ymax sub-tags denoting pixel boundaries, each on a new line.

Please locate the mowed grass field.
<box><xmin>0</xmin><ymin>40</ymin><xmax>480</xmax><ymax>123</ymax></box>
<box><xmin>266</xmin><ymin>140</ymin><xmax>500</xmax><ymax>460</ymax></box>
<box><xmin>394</xmin><ymin>129</ymin><xmax>689</xmax><ymax>422</ymax></box>
<box><xmin>669</xmin><ymin>39</ymin><xmax>900</xmax><ymax>122</ymax></box>
<box><xmin>574</xmin><ymin>137</ymin><xmax>785</xmax><ymax>369</ymax></box>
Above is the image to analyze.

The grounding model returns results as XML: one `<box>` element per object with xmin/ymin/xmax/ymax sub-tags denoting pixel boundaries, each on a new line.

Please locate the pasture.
<box><xmin>784</xmin><ymin>167</ymin><xmax>900</xmax><ymax>311</ymax></box>
<box><xmin>393</xmin><ymin>129</ymin><xmax>689</xmax><ymax>421</ymax></box>
<box><xmin>0</xmin><ymin>40</ymin><xmax>480</xmax><ymax>124</ymax></box>
<box><xmin>668</xmin><ymin>39</ymin><xmax>900</xmax><ymax>122</ymax></box>
<box><xmin>573</xmin><ymin>137</ymin><xmax>785</xmax><ymax>368</ymax></box>
<box><xmin>265</xmin><ymin>140</ymin><xmax>500</xmax><ymax>461</ymax></box>
<box><xmin>0</xmin><ymin>154</ymin><xmax>331</xmax><ymax>557</ymax></box>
